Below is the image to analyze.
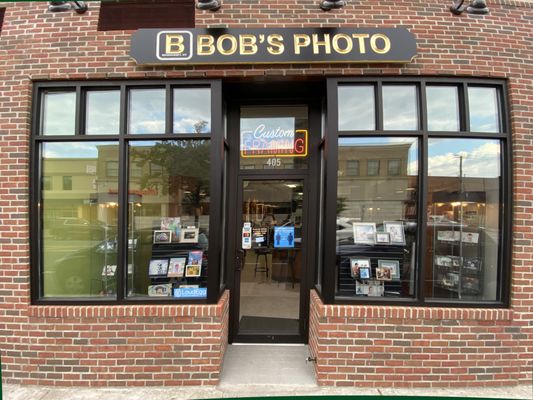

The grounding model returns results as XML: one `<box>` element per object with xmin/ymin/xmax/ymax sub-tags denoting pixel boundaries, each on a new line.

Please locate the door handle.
<box><xmin>235</xmin><ymin>249</ymin><xmax>245</xmax><ymax>271</ymax></box>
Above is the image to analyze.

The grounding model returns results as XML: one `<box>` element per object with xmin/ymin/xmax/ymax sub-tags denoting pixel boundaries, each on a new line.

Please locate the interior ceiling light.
<box><xmin>48</xmin><ymin>1</ymin><xmax>88</xmax><ymax>14</ymax></box>
<box><xmin>197</xmin><ymin>0</ymin><xmax>221</xmax><ymax>11</ymax></box>
<box><xmin>450</xmin><ymin>0</ymin><xmax>489</xmax><ymax>15</ymax></box>
<box><xmin>320</xmin><ymin>0</ymin><xmax>347</xmax><ymax>11</ymax></box>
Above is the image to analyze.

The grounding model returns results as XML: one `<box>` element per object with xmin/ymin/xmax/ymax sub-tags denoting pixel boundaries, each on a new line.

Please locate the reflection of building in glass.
<box><xmin>337</xmin><ymin>142</ymin><xmax>417</xmax><ymax>223</ymax></box>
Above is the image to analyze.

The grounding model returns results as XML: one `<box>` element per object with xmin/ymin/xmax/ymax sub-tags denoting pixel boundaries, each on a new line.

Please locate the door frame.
<box><xmin>224</xmin><ymin>85</ymin><xmax>323</xmax><ymax>343</ymax></box>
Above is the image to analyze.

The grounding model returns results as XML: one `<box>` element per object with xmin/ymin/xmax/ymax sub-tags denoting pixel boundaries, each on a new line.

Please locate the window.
<box><xmin>338</xmin><ymin>85</ymin><xmax>375</xmax><ymax>131</ymax></box>
<box><xmin>367</xmin><ymin>160</ymin><xmax>380</xmax><ymax>176</ymax></box>
<box><xmin>42</xmin><ymin>176</ymin><xmax>52</xmax><ymax>191</ymax></box>
<box><xmin>62</xmin><ymin>176</ymin><xmax>72</xmax><ymax>191</ymax></box>
<box><xmin>106</xmin><ymin>161</ymin><xmax>119</xmax><ymax>177</ymax></box>
<box><xmin>388</xmin><ymin>159</ymin><xmax>401</xmax><ymax>176</ymax></box>
<box><xmin>330</xmin><ymin>78</ymin><xmax>509</xmax><ymax>306</ymax></box>
<box><xmin>32</xmin><ymin>81</ymin><xmax>220</xmax><ymax>303</ymax></box>
<box><xmin>337</xmin><ymin>138</ymin><xmax>418</xmax><ymax>299</ymax></box>
<box><xmin>346</xmin><ymin>160</ymin><xmax>359</xmax><ymax>176</ymax></box>
<box><xmin>86</xmin><ymin>90</ymin><xmax>120</xmax><ymax>135</ymax></box>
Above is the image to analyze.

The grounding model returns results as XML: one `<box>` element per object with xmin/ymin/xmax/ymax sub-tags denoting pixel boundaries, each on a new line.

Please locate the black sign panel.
<box><xmin>130</xmin><ymin>28</ymin><xmax>417</xmax><ymax>65</ymax></box>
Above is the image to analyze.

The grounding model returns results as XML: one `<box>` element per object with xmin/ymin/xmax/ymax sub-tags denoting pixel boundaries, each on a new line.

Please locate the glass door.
<box><xmin>236</xmin><ymin>179</ymin><xmax>305</xmax><ymax>342</ymax></box>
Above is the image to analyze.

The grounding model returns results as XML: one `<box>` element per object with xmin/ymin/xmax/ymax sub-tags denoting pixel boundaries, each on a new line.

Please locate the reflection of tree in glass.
<box><xmin>193</xmin><ymin>120</ymin><xmax>208</xmax><ymax>134</ymax></box>
<box><xmin>132</xmin><ymin>140</ymin><xmax>210</xmax><ymax>224</ymax></box>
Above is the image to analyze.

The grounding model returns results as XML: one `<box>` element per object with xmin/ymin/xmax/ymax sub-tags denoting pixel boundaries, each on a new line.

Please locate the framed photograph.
<box><xmin>435</xmin><ymin>255</ymin><xmax>452</xmax><ymax>267</ymax></box>
<box><xmin>359</xmin><ymin>266</ymin><xmax>371</xmax><ymax>280</ymax></box>
<box><xmin>153</xmin><ymin>230</ymin><xmax>172</xmax><ymax>244</ymax></box>
<box><xmin>185</xmin><ymin>264</ymin><xmax>201</xmax><ymax>277</ymax></box>
<box><xmin>167</xmin><ymin>257</ymin><xmax>186</xmax><ymax>278</ymax></box>
<box><xmin>102</xmin><ymin>264</ymin><xmax>117</xmax><ymax>276</ymax></box>
<box><xmin>375</xmin><ymin>232</ymin><xmax>390</xmax><ymax>244</ymax></box>
<box><xmin>383</xmin><ymin>221</ymin><xmax>405</xmax><ymax>245</ymax></box>
<box><xmin>350</xmin><ymin>258</ymin><xmax>370</xmax><ymax>279</ymax></box>
<box><xmin>352</xmin><ymin>222</ymin><xmax>376</xmax><ymax>245</ymax></box>
<box><xmin>450</xmin><ymin>256</ymin><xmax>463</xmax><ymax>267</ymax></box>
<box><xmin>464</xmin><ymin>257</ymin><xmax>481</xmax><ymax>271</ymax></box>
<box><xmin>446</xmin><ymin>272</ymin><xmax>460</xmax><ymax>287</ymax></box>
<box><xmin>462</xmin><ymin>231</ymin><xmax>479</xmax><ymax>244</ymax></box>
<box><xmin>180</xmin><ymin>227</ymin><xmax>199</xmax><ymax>243</ymax></box>
<box><xmin>148</xmin><ymin>258</ymin><xmax>169</xmax><ymax>277</ymax></box>
<box><xmin>462</xmin><ymin>276</ymin><xmax>480</xmax><ymax>292</ymax></box>
<box><xmin>376</xmin><ymin>266</ymin><xmax>393</xmax><ymax>281</ymax></box>
<box><xmin>378</xmin><ymin>259</ymin><xmax>400</xmax><ymax>280</ymax></box>
<box><xmin>148</xmin><ymin>283</ymin><xmax>172</xmax><ymax>297</ymax></box>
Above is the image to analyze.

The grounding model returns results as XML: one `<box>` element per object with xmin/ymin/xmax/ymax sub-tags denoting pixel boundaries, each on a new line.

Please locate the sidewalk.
<box><xmin>4</xmin><ymin>383</ymin><xmax>533</xmax><ymax>400</ymax></box>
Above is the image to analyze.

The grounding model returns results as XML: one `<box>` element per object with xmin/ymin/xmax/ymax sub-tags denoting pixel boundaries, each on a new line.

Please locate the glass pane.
<box><xmin>128</xmin><ymin>88</ymin><xmax>165</xmax><ymax>134</ymax></box>
<box><xmin>42</xmin><ymin>142</ymin><xmax>119</xmax><ymax>297</ymax></box>
<box><xmin>336</xmin><ymin>137</ymin><xmax>419</xmax><ymax>299</ymax></box>
<box><xmin>173</xmin><ymin>88</ymin><xmax>211</xmax><ymax>134</ymax></box>
<box><xmin>240</xmin><ymin>106</ymin><xmax>308</xmax><ymax>170</ymax></box>
<box><xmin>239</xmin><ymin>180</ymin><xmax>303</xmax><ymax>336</ymax></box>
<box><xmin>41</xmin><ymin>91</ymin><xmax>76</xmax><ymax>136</ymax></box>
<box><xmin>338</xmin><ymin>85</ymin><xmax>375</xmax><ymax>131</ymax></box>
<box><xmin>383</xmin><ymin>85</ymin><xmax>418</xmax><ymax>130</ymax></box>
<box><xmin>426</xmin><ymin>139</ymin><xmax>501</xmax><ymax>301</ymax></box>
<box><xmin>86</xmin><ymin>90</ymin><xmax>120</xmax><ymax>135</ymax></box>
<box><xmin>127</xmin><ymin>140</ymin><xmax>210</xmax><ymax>298</ymax></box>
<box><xmin>469</xmin><ymin>87</ymin><xmax>500</xmax><ymax>133</ymax></box>
<box><xmin>427</xmin><ymin>86</ymin><xmax>460</xmax><ymax>131</ymax></box>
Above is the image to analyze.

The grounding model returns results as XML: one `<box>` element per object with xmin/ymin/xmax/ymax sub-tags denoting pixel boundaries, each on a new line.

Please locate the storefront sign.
<box><xmin>241</xmin><ymin>127</ymin><xmax>307</xmax><ymax>158</ymax></box>
<box><xmin>130</xmin><ymin>28</ymin><xmax>417</xmax><ymax>65</ymax></box>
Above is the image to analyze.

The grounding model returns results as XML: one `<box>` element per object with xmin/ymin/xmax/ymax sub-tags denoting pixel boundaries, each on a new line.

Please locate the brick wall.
<box><xmin>1</xmin><ymin>291</ymin><xmax>229</xmax><ymax>386</ymax></box>
<box><xmin>0</xmin><ymin>0</ymin><xmax>532</xmax><ymax>388</ymax></box>
<box><xmin>309</xmin><ymin>291</ymin><xmax>527</xmax><ymax>387</ymax></box>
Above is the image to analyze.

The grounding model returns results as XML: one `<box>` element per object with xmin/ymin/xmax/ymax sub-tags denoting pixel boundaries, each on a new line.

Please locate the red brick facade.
<box><xmin>1</xmin><ymin>0</ymin><xmax>532</xmax><ymax>388</ymax></box>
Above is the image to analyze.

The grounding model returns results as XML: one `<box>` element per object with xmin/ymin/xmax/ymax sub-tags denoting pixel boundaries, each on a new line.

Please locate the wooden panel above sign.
<box><xmin>130</xmin><ymin>28</ymin><xmax>417</xmax><ymax>65</ymax></box>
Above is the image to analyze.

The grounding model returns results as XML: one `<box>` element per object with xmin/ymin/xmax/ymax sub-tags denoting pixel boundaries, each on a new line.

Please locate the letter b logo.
<box><xmin>157</xmin><ymin>31</ymin><xmax>193</xmax><ymax>61</ymax></box>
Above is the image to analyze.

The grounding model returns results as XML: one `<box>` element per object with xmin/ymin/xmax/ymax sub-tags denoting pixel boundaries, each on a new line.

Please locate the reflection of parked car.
<box><xmin>51</xmin><ymin>217</ymin><xmax>109</xmax><ymax>240</ymax></box>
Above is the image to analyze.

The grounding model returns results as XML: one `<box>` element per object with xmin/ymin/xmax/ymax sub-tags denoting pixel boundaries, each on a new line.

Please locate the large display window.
<box><xmin>31</xmin><ymin>80</ymin><xmax>223</xmax><ymax>303</ymax></box>
<box><xmin>327</xmin><ymin>78</ymin><xmax>510</xmax><ymax>305</ymax></box>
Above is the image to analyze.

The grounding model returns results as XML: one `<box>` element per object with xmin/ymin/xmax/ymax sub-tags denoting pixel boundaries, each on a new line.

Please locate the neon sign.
<box><xmin>240</xmin><ymin>124</ymin><xmax>308</xmax><ymax>158</ymax></box>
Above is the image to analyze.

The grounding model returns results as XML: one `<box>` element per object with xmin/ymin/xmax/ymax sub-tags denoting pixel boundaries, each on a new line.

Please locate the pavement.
<box><xmin>4</xmin><ymin>382</ymin><xmax>533</xmax><ymax>400</ymax></box>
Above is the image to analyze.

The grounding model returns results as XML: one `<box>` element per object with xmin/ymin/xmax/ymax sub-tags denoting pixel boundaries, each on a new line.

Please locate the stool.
<box><xmin>254</xmin><ymin>248</ymin><xmax>270</xmax><ymax>277</ymax></box>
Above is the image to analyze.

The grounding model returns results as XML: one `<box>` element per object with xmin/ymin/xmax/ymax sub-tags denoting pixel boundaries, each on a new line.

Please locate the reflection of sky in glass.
<box><xmin>128</xmin><ymin>89</ymin><xmax>165</xmax><ymax>134</ymax></box>
<box><xmin>173</xmin><ymin>88</ymin><xmax>211</xmax><ymax>133</ymax></box>
<box><xmin>86</xmin><ymin>90</ymin><xmax>120</xmax><ymax>135</ymax></box>
<box><xmin>427</xmin><ymin>86</ymin><xmax>459</xmax><ymax>131</ymax></box>
<box><xmin>383</xmin><ymin>85</ymin><xmax>418</xmax><ymax>131</ymax></box>
<box><xmin>43</xmin><ymin>141</ymin><xmax>118</xmax><ymax>158</ymax></box>
<box><xmin>469</xmin><ymin>87</ymin><xmax>500</xmax><ymax>133</ymax></box>
<box><xmin>339</xmin><ymin>137</ymin><xmax>418</xmax><ymax>175</ymax></box>
<box><xmin>240</xmin><ymin>117</ymin><xmax>295</xmax><ymax>151</ymax></box>
<box><xmin>42</xmin><ymin>92</ymin><xmax>76</xmax><ymax>136</ymax></box>
<box><xmin>338</xmin><ymin>86</ymin><xmax>375</xmax><ymax>130</ymax></box>
<box><xmin>428</xmin><ymin>138</ymin><xmax>500</xmax><ymax>178</ymax></box>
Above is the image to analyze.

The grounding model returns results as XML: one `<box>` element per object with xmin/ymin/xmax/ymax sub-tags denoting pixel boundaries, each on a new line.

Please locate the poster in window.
<box><xmin>273</xmin><ymin>226</ymin><xmax>295</xmax><ymax>248</ymax></box>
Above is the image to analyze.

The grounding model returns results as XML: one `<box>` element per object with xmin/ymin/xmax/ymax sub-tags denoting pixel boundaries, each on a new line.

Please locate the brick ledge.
<box><xmin>26</xmin><ymin>290</ymin><xmax>229</xmax><ymax>319</ymax></box>
<box><xmin>311</xmin><ymin>290</ymin><xmax>514</xmax><ymax>321</ymax></box>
